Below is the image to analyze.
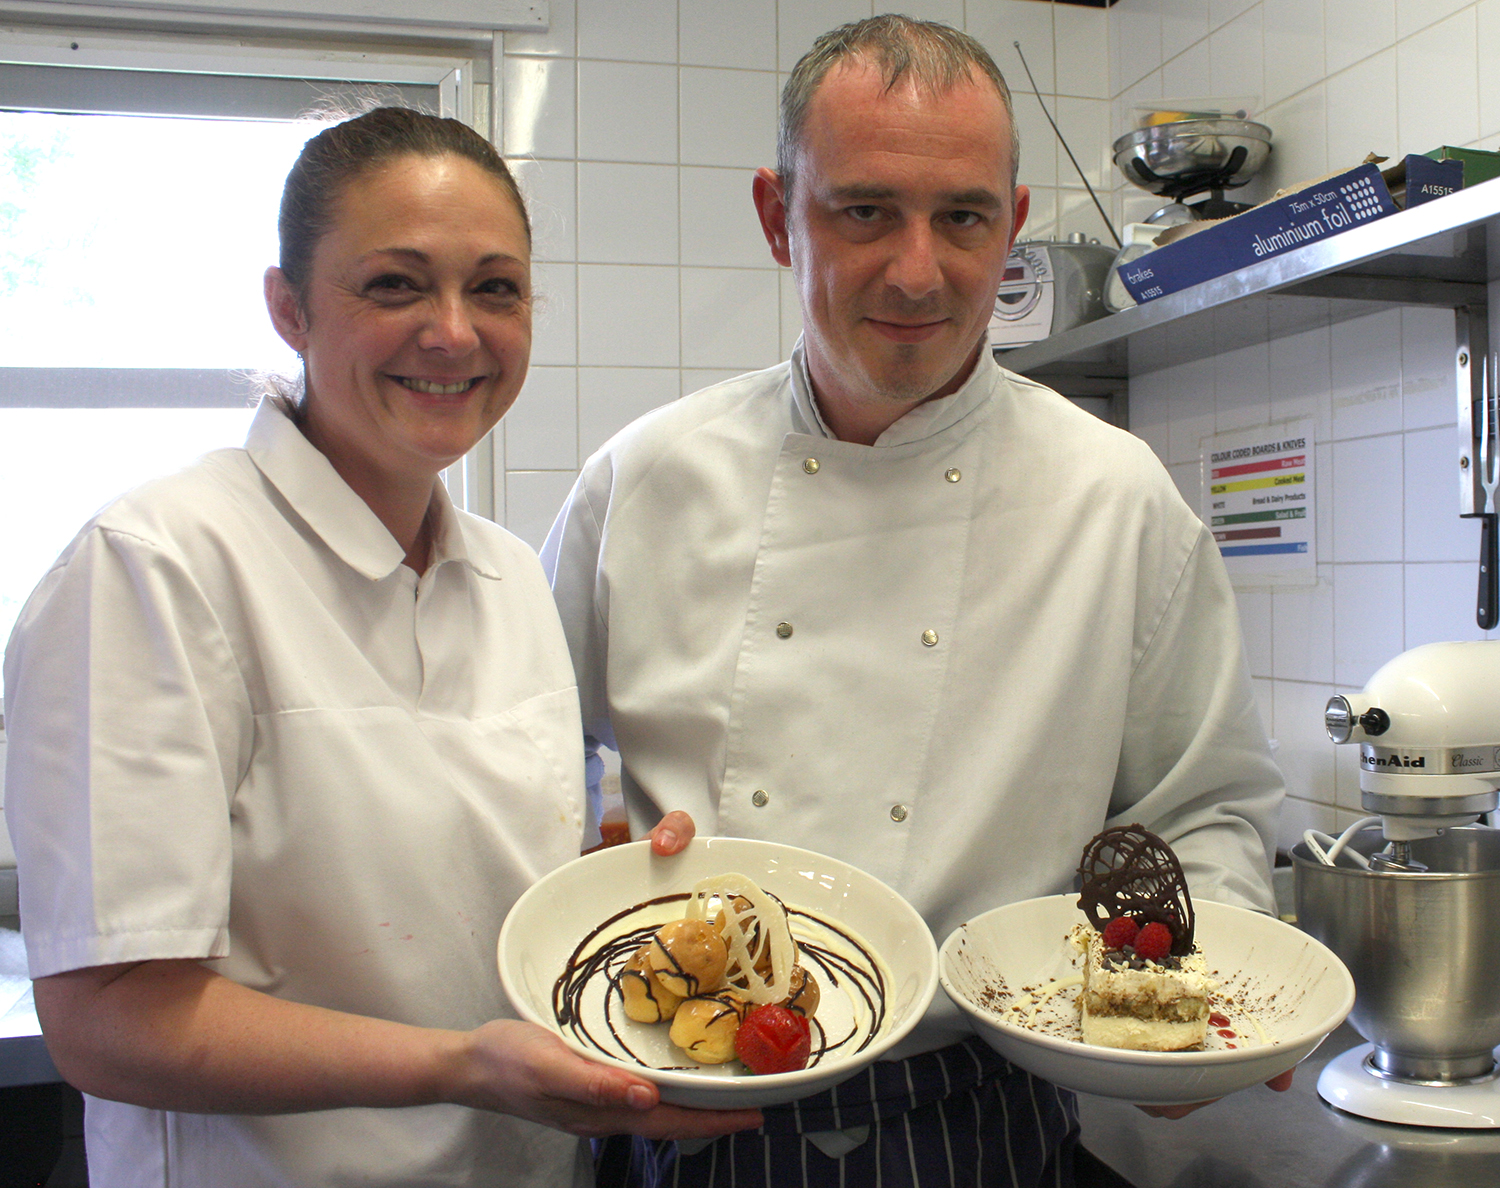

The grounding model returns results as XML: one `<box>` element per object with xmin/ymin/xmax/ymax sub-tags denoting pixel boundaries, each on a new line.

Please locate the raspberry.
<box><xmin>1133</xmin><ymin>922</ymin><xmax>1173</xmax><ymax>962</ymax></box>
<box><xmin>734</xmin><ymin>1004</ymin><xmax>812</xmax><ymax>1075</ymax></box>
<box><xmin>1100</xmin><ymin>916</ymin><xmax>1139</xmax><ymax>951</ymax></box>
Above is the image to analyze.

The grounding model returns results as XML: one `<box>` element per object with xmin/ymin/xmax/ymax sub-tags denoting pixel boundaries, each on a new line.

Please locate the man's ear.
<box><xmin>752</xmin><ymin>167</ymin><xmax>792</xmax><ymax>268</ymax></box>
<box><xmin>1008</xmin><ymin>184</ymin><xmax>1032</xmax><ymax>253</ymax></box>
<box><xmin>264</xmin><ymin>267</ymin><xmax>310</xmax><ymax>353</ymax></box>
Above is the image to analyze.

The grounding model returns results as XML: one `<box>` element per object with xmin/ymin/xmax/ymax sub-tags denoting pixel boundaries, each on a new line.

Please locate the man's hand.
<box><xmin>450</xmin><ymin>1019</ymin><xmax>760</xmax><ymax>1139</ymax></box>
<box><xmin>1137</xmin><ymin>1067</ymin><xmax>1295</xmax><ymax>1120</ymax></box>
<box><xmin>648</xmin><ymin>810</ymin><xmax>697</xmax><ymax>856</ymax></box>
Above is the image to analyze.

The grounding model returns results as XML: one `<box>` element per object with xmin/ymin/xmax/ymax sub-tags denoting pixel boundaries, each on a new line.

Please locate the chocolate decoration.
<box><xmin>552</xmin><ymin>892</ymin><xmax>888</xmax><ymax>1070</ymax></box>
<box><xmin>1076</xmin><ymin>824</ymin><xmax>1195</xmax><ymax>955</ymax></box>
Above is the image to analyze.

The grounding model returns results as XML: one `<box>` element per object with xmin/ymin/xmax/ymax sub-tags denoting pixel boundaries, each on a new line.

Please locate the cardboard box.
<box><xmin>1381</xmin><ymin>154</ymin><xmax>1464</xmax><ymax>208</ymax></box>
<box><xmin>1117</xmin><ymin>163</ymin><xmax>1399</xmax><ymax>305</ymax></box>
<box><xmin>1424</xmin><ymin>145</ymin><xmax>1500</xmax><ymax>188</ymax></box>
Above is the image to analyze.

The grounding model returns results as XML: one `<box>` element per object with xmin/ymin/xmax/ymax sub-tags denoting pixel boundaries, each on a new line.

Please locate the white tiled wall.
<box><xmin>495</xmin><ymin>0</ymin><xmax>1108</xmax><ymax>547</ymax></box>
<box><xmin>1108</xmin><ymin>0</ymin><xmax>1500</xmax><ymax>850</ymax></box>
<box><xmin>497</xmin><ymin>0</ymin><xmax>1492</xmax><ymax>851</ymax></box>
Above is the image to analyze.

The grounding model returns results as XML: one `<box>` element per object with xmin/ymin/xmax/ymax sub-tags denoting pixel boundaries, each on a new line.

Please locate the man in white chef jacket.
<box><xmin>544</xmin><ymin>15</ymin><xmax>1285</xmax><ymax>1188</ymax></box>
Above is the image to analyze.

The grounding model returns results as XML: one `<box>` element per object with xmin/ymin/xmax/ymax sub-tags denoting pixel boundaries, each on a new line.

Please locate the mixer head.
<box><xmin>1325</xmin><ymin>641</ymin><xmax>1500</xmax><ymax>850</ymax></box>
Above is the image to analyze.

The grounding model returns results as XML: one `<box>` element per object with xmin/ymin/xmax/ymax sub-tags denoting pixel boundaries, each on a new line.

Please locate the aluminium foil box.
<box><xmin>1117</xmin><ymin>163</ymin><xmax>1398</xmax><ymax>305</ymax></box>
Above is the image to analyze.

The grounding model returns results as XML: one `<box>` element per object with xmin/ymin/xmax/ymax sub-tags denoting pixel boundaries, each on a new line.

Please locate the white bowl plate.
<box><xmin>500</xmin><ymin>837</ymin><xmax>938</xmax><ymax>1108</ymax></box>
<box><xmin>940</xmin><ymin>895</ymin><xmax>1354</xmax><ymax>1105</ymax></box>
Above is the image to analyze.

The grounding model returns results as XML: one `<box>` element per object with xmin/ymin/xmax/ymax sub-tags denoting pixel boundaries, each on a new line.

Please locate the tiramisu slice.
<box><xmin>1073</xmin><ymin>825</ymin><xmax>1213</xmax><ymax>1052</ymax></box>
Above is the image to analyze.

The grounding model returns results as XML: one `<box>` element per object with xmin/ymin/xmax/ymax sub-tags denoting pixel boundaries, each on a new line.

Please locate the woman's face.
<box><xmin>267</xmin><ymin>153</ymin><xmax>531</xmax><ymax>490</ymax></box>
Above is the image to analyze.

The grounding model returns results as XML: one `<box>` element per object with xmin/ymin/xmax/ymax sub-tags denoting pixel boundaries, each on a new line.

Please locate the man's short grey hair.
<box><xmin>777</xmin><ymin>14</ymin><xmax>1021</xmax><ymax>195</ymax></box>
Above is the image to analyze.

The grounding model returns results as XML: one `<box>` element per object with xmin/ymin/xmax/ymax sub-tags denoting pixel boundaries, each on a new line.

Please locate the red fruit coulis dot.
<box><xmin>1208</xmin><ymin>1012</ymin><xmax>1230</xmax><ymax>1027</ymax></box>
<box><xmin>1218</xmin><ymin>1028</ymin><xmax>1237</xmax><ymax>1039</ymax></box>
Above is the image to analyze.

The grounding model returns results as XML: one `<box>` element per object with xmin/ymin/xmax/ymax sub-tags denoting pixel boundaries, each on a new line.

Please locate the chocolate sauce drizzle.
<box><xmin>553</xmin><ymin>892</ymin><xmax>888</xmax><ymax>1073</ymax></box>
<box><xmin>1076</xmin><ymin>824</ymin><xmax>1195</xmax><ymax>955</ymax></box>
<box><xmin>648</xmin><ymin>927</ymin><xmax>711</xmax><ymax>997</ymax></box>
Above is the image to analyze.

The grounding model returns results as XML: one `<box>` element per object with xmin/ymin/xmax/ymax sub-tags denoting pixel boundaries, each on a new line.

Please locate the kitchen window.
<box><xmin>0</xmin><ymin>32</ymin><xmax>487</xmax><ymax>700</ymax></box>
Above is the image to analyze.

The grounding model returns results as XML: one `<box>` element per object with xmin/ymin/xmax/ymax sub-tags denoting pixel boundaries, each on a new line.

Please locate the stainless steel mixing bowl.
<box><xmin>1112</xmin><ymin>118</ymin><xmax>1272</xmax><ymax>197</ymax></box>
<box><xmin>1293</xmin><ymin>826</ymin><xmax>1500</xmax><ymax>1084</ymax></box>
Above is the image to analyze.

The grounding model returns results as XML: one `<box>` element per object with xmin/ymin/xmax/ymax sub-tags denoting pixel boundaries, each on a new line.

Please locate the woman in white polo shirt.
<box><xmin>2</xmin><ymin>107</ymin><xmax>755</xmax><ymax>1187</ymax></box>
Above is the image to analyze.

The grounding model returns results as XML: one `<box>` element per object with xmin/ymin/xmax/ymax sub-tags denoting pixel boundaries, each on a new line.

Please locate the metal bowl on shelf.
<box><xmin>1112</xmin><ymin>117</ymin><xmax>1272</xmax><ymax>199</ymax></box>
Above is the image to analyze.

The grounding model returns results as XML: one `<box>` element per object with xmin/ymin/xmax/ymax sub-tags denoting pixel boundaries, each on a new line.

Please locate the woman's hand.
<box><xmin>450</xmin><ymin>1019</ymin><xmax>759</xmax><ymax>1139</ymax></box>
<box><xmin>647</xmin><ymin>810</ymin><xmax>697</xmax><ymax>856</ymax></box>
<box><xmin>34</xmin><ymin>959</ymin><xmax>760</xmax><ymax>1140</ymax></box>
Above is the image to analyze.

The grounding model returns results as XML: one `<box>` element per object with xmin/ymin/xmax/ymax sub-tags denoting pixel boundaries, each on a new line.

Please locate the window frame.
<box><xmin>0</xmin><ymin>26</ymin><xmax>502</xmax><ymax>520</ymax></box>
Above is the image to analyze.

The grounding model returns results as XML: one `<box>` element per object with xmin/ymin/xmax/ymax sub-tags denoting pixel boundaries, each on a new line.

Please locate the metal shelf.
<box><xmin>997</xmin><ymin>175</ymin><xmax>1500</xmax><ymax>411</ymax></box>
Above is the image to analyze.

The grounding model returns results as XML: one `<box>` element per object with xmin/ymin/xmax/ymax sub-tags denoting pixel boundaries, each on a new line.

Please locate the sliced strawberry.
<box><xmin>734</xmin><ymin>1004</ymin><xmax>812</xmax><ymax>1075</ymax></box>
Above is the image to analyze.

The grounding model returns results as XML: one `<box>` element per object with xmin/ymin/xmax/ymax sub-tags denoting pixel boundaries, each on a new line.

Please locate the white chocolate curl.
<box><xmin>685</xmin><ymin>873</ymin><xmax>794</xmax><ymax>1005</ymax></box>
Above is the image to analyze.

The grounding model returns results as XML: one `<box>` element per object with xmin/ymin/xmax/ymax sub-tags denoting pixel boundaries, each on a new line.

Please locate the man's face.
<box><xmin>755</xmin><ymin>61</ymin><xmax>1028</xmax><ymax>432</ymax></box>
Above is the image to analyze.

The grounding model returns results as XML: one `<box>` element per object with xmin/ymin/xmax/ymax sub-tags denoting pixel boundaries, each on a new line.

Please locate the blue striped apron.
<box><xmin>595</xmin><ymin>1039</ymin><xmax>1080</xmax><ymax>1188</ymax></box>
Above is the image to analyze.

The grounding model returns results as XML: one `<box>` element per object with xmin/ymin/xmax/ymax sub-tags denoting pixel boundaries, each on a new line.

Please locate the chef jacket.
<box><xmin>543</xmin><ymin>339</ymin><xmax>1283</xmax><ymax>1058</ymax></box>
<box><xmin>5</xmin><ymin>396</ymin><xmax>590</xmax><ymax>1187</ymax></box>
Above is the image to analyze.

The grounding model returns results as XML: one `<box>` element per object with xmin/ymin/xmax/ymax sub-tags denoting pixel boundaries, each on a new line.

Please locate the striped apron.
<box><xmin>595</xmin><ymin>1040</ymin><xmax>1080</xmax><ymax>1188</ymax></box>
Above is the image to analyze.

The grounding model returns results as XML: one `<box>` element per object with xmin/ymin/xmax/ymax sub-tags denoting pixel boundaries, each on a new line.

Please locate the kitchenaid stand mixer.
<box><xmin>1296</xmin><ymin>639</ymin><xmax>1500</xmax><ymax>1126</ymax></box>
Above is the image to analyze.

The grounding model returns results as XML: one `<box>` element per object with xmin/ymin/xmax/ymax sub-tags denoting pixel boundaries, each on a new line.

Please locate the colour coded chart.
<box><xmin>1202</xmin><ymin>419</ymin><xmax>1316</xmax><ymax>585</ymax></box>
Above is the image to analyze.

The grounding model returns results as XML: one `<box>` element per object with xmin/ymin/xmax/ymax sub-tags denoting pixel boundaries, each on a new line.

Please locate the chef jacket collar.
<box><xmin>244</xmin><ymin>395</ymin><xmax>496</xmax><ymax>582</ymax></box>
<box><xmin>788</xmin><ymin>334</ymin><xmax>1000</xmax><ymax>447</ymax></box>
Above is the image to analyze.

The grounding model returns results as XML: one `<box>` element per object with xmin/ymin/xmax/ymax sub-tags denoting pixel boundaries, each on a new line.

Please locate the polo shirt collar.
<box><xmin>788</xmin><ymin>335</ymin><xmax>999</xmax><ymax>447</ymax></box>
<box><xmin>244</xmin><ymin>396</ymin><xmax>493</xmax><ymax>581</ymax></box>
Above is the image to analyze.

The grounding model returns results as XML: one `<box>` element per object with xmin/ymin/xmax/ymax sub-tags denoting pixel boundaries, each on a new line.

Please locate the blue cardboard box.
<box><xmin>1382</xmin><ymin>153</ymin><xmax>1464</xmax><ymax>208</ymax></box>
<box><xmin>1117</xmin><ymin>163</ymin><xmax>1399</xmax><ymax>304</ymax></box>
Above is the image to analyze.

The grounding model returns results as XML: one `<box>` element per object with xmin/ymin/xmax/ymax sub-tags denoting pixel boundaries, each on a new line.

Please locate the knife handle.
<box><xmin>1480</xmin><ymin>514</ymin><xmax>1498</xmax><ymax>631</ymax></box>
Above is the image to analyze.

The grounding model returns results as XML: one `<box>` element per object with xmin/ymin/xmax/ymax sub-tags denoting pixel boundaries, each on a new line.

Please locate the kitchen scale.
<box><xmin>1295</xmin><ymin>641</ymin><xmax>1500</xmax><ymax>1130</ymax></box>
<box><xmin>1097</xmin><ymin>113</ymin><xmax>1274</xmax><ymax>309</ymax></box>
<box><xmin>1112</xmin><ymin>116</ymin><xmax>1273</xmax><ymax>222</ymax></box>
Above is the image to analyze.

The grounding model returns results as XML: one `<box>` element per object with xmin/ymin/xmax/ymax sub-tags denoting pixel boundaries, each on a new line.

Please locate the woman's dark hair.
<box><xmin>278</xmin><ymin>106</ymin><xmax>530</xmax><ymax>306</ymax></box>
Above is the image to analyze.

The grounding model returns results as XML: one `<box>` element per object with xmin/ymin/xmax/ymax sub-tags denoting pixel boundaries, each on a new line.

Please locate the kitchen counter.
<box><xmin>0</xmin><ymin>1012</ymin><xmax>58</xmax><ymax>1089</ymax></box>
<box><xmin>0</xmin><ymin>928</ymin><xmax>59</xmax><ymax>1088</ymax></box>
<box><xmin>1080</xmin><ymin>1023</ymin><xmax>1500</xmax><ymax>1187</ymax></box>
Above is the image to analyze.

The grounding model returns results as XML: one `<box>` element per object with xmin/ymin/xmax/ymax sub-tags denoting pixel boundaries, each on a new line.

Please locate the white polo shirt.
<box><xmin>4</xmin><ymin>397</ymin><xmax>589</xmax><ymax>1187</ymax></box>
